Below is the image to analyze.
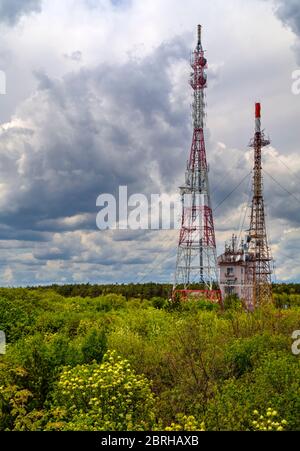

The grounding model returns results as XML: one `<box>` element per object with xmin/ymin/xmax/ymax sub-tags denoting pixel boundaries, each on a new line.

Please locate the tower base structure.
<box><xmin>172</xmin><ymin>289</ymin><xmax>222</xmax><ymax>304</ymax></box>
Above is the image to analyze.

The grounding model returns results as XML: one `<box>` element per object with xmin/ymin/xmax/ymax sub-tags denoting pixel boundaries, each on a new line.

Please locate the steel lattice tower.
<box><xmin>173</xmin><ymin>25</ymin><xmax>220</xmax><ymax>303</ymax></box>
<box><xmin>245</xmin><ymin>103</ymin><xmax>273</xmax><ymax>308</ymax></box>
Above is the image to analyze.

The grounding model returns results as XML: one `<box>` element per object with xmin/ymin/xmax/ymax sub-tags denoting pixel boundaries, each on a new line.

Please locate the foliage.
<box><xmin>164</xmin><ymin>415</ymin><xmax>205</xmax><ymax>431</ymax></box>
<box><xmin>81</xmin><ymin>329</ymin><xmax>107</xmax><ymax>364</ymax></box>
<box><xmin>223</xmin><ymin>295</ymin><xmax>243</xmax><ymax>311</ymax></box>
<box><xmin>0</xmin><ymin>285</ymin><xmax>300</xmax><ymax>431</ymax></box>
<box><xmin>251</xmin><ymin>408</ymin><xmax>287</xmax><ymax>431</ymax></box>
<box><xmin>46</xmin><ymin>351</ymin><xmax>155</xmax><ymax>431</ymax></box>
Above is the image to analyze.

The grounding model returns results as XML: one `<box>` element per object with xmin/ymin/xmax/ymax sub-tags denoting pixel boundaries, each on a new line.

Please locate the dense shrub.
<box><xmin>81</xmin><ymin>329</ymin><xmax>107</xmax><ymax>364</ymax></box>
<box><xmin>46</xmin><ymin>351</ymin><xmax>155</xmax><ymax>431</ymax></box>
<box><xmin>0</xmin><ymin>286</ymin><xmax>300</xmax><ymax>431</ymax></box>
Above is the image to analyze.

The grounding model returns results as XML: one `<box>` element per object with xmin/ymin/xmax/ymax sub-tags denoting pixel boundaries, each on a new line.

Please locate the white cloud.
<box><xmin>3</xmin><ymin>266</ymin><xmax>13</xmax><ymax>284</ymax></box>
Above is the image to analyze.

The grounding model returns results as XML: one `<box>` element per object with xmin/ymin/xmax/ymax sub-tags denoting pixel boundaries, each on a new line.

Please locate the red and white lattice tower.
<box><xmin>173</xmin><ymin>25</ymin><xmax>221</xmax><ymax>303</ymax></box>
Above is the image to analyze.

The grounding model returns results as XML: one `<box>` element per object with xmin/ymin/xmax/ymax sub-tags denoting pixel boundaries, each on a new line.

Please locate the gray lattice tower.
<box><xmin>245</xmin><ymin>103</ymin><xmax>273</xmax><ymax>309</ymax></box>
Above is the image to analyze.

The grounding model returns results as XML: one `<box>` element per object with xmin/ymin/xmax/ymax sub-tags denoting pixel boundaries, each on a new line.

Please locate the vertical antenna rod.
<box><xmin>197</xmin><ymin>24</ymin><xmax>202</xmax><ymax>49</ymax></box>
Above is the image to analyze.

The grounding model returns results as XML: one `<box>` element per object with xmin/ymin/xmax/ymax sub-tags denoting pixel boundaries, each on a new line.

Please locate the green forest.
<box><xmin>0</xmin><ymin>284</ymin><xmax>300</xmax><ymax>431</ymax></box>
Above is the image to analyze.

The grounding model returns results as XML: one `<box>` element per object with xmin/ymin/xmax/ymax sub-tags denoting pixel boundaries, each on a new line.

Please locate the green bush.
<box><xmin>151</xmin><ymin>297</ymin><xmax>167</xmax><ymax>310</ymax></box>
<box><xmin>1</xmin><ymin>286</ymin><xmax>300</xmax><ymax>431</ymax></box>
<box><xmin>47</xmin><ymin>350</ymin><xmax>155</xmax><ymax>431</ymax></box>
<box><xmin>81</xmin><ymin>329</ymin><xmax>107</xmax><ymax>364</ymax></box>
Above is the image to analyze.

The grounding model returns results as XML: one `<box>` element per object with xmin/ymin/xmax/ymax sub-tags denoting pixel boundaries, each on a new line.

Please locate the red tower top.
<box><xmin>255</xmin><ymin>103</ymin><xmax>261</xmax><ymax>119</ymax></box>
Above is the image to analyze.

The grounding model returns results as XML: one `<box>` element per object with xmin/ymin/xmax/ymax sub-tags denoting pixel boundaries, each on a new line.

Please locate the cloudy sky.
<box><xmin>0</xmin><ymin>0</ymin><xmax>299</xmax><ymax>286</ymax></box>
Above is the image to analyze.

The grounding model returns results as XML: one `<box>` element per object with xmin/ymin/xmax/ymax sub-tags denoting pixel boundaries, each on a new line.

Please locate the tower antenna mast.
<box><xmin>246</xmin><ymin>103</ymin><xmax>273</xmax><ymax>308</ymax></box>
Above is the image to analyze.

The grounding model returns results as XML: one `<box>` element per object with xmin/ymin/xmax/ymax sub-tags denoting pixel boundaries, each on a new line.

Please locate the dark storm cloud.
<box><xmin>0</xmin><ymin>0</ymin><xmax>42</xmax><ymax>26</ymax></box>
<box><xmin>33</xmin><ymin>247</ymin><xmax>74</xmax><ymax>261</ymax></box>
<box><xmin>0</xmin><ymin>36</ymin><xmax>189</xmax><ymax>237</ymax></box>
<box><xmin>274</xmin><ymin>0</ymin><xmax>300</xmax><ymax>36</ymax></box>
<box><xmin>263</xmin><ymin>170</ymin><xmax>300</xmax><ymax>226</ymax></box>
<box><xmin>271</xmin><ymin>0</ymin><xmax>300</xmax><ymax>61</ymax></box>
<box><xmin>112</xmin><ymin>230</ymin><xmax>153</xmax><ymax>242</ymax></box>
<box><xmin>0</xmin><ymin>223</ymin><xmax>50</xmax><ymax>242</ymax></box>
